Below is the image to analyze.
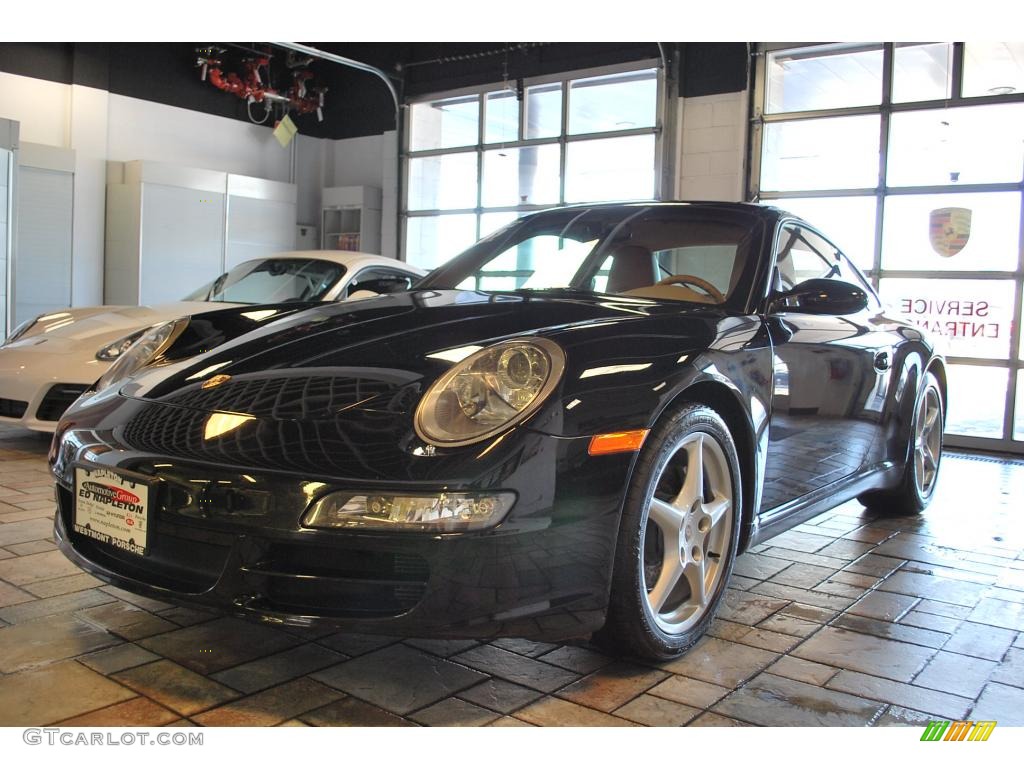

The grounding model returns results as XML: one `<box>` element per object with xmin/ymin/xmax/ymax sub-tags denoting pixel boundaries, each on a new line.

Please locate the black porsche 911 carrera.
<box><xmin>50</xmin><ymin>202</ymin><xmax>945</xmax><ymax>660</ymax></box>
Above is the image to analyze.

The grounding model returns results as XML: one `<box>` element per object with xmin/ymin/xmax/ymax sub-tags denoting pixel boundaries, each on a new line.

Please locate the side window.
<box><xmin>346</xmin><ymin>268</ymin><xmax>415</xmax><ymax>297</ymax></box>
<box><xmin>379</xmin><ymin>269</ymin><xmax>417</xmax><ymax>289</ymax></box>
<box><xmin>836</xmin><ymin>251</ymin><xmax>882</xmax><ymax>310</ymax></box>
<box><xmin>774</xmin><ymin>225</ymin><xmax>840</xmax><ymax>292</ymax></box>
<box><xmin>772</xmin><ymin>224</ymin><xmax>877</xmax><ymax>313</ymax></box>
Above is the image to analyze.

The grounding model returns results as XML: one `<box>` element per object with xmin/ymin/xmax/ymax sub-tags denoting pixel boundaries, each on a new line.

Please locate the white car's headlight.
<box><xmin>414</xmin><ymin>338</ymin><xmax>565</xmax><ymax>447</ymax></box>
<box><xmin>96</xmin><ymin>329</ymin><xmax>148</xmax><ymax>361</ymax></box>
<box><xmin>94</xmin><ymin>318</ymin><xmax>188</xmax><ymax>393</ymax></box>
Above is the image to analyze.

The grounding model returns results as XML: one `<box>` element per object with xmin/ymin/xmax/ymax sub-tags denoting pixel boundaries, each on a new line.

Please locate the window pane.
<box><xmin>565</xmin><ymin>134</ymin><xmax>655</xmax><ymax>203</ymax></box>
<box><xmin>484</xmin><ymin>90</ymin><xmax>518</xmax><ymax>144</ymax></box>
<box><xmin>878</xmin><ymin>277</ymin><xmax>1015</xmax><ymax>359</ymax></box>
<box><xmin>963</xmin><ymin>42</ymin><xmax>1024</xmax><ymax>97</ymax></box>
<box><xmin>481</xmin><ymin>145</ymin><xmax>561</xmax><ymax>207</ymax></box>
<box><xmin>526</xmin><ymin>83</ymin><xmax>562</xmax><ymax>139</ymax></box>
<box><xmin>409</xmin><ymin>96</ymin><xmax>479</xmax><ymax>151</ymax></box>
<box><xmin>405</xmin><ymin>215</ymin><xmax>477</xmax><ymax>270</ymax></box>
<box><xmin>880</xmin><ymin>192</ymin><xmax>1020</xmax><ymax>272</ymax></box>
<box><xmin>761</xmin><ymin>115</ymin><xmax>880</xmax><ymax>192</ymax></box>
<box><xmin>887</xmin><ymin>104</ymin><xmax>1024</xmax><ymax>186</ymax></box>
<box><xmin>771</xmin><ymin>196</ymin><xmax>877</xmax><ymax>272</ymax></box>
<box><xmin>407</xmin><ymin>153</ymin><xmax>477</xmax><ymax>211</ymax></box>
<box><xmin>1016</xmin><ymin>371</ymin><xmax>1024</xmax><ymax>441</ymax></box>
<box><xmin>480</xmin><ymin>211</ymin><xmax>520</xmax><ymax>239</ymax></box>
<box><xmin>945</xmin><ymin>364</ymin><xmax>1007</xmax><ymax>438</ymax></box>
<box><xmin>568</xmin><ymin>69</ymin><xmax>657</xmax><ymax>135</ymax></box>
<box><xmin>766</xmin><ymin>44</ymin><xmax>882</xmax><ymax>113</ymax></box>
<box><xmin>893</xmin><ymin>43</ymin><xmax>952</xmax><ymax>103</ymax></box>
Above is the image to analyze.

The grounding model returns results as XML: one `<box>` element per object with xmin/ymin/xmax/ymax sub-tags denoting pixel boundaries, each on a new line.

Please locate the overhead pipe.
<box><xmin>272</xmin><ymin>42</ymin><xmax>400</xmax><ymax>113</ymax></box>
<box><xmin>272</xmin><ymin>42</ymin><xmax>404</xmax><ymax>260</ymax></box>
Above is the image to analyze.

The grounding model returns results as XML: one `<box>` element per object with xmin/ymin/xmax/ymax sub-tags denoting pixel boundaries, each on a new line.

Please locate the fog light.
<box><xmin>302</xmin><ymin>491</ymin><xmax>515</xmax><ymax>532</ymax></box>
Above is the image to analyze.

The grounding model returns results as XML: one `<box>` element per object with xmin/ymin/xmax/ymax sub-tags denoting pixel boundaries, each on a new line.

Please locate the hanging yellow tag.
<box><xmin>273</xmin><ymin>114</ymin><xmax>298</xmax><ymax>148</ymax></box>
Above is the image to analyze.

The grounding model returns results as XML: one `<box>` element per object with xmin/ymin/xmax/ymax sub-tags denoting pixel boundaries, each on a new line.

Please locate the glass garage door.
<box><xmin>751</xmin><ymin>42</ymin><xmax>1024</xmax><ymax>453</ymax></box>
<box><xmin>402</xmin><ymin>63</ymin><xmax>663</xmax><ymax>275</ymax></box>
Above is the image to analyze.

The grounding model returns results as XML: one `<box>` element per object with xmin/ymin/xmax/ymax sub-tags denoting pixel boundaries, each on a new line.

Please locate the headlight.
<box><xmin>303</xmin><ymin>491</ymin><xmax>515</xmax><ymax>532</ymax></box>
<box><xmin>96</xmin><ymin>329</ymin><xmax>147</xmax><ymax>361</ymax></box>
<box><xmin>94</xmin><ymin>318</ymin><xmax>188</xmax><ymax>393</ymax></box>
<box><xmin>415</xmin><ymin>337</ymin><xmax>565</xmax><ymax>447</ymax></box>
<box><xmin>2</xmin><ymin>315</ymin><xmax>41</xmax><ymax>346</ymax></box>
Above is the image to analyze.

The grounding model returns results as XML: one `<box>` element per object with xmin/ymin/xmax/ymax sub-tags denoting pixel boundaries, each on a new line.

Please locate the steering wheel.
<box><xmin>656</xmin><ymin>274</ymin><xmax>726</xmax><ymax>303</ymax></box>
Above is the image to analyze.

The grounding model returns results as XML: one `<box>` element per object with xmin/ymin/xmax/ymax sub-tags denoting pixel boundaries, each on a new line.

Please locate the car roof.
<box><xmin>544</xmin><ymin>199</ymin><xmax>793</xmax><ymax>223</ymax></box>
<box><xmin>256</xmin><ymin>251</ymin><xmax>427</xmax><ymax>275</ymax></box>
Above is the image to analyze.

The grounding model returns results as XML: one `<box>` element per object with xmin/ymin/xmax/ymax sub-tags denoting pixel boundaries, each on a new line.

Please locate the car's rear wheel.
<box><xmin>859</xmin><ymin>371</ymin><xmax>944</xmax><ymax>516</ymax></box>
<box><xmin>596</xmin><ymin>403</ymin><xmax>742</xmax><ymax>660</ymax></box>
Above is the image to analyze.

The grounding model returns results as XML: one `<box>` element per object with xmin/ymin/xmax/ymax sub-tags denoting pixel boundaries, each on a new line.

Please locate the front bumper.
<box><xmin>52</xmin><ymin>425</ymin><xmax>637</xmax><ymax>641</ymax></box>
<box><xmin>0</xmin><ymin>346</ymin><xmax>97</xmax><ymax>431</ymax></box>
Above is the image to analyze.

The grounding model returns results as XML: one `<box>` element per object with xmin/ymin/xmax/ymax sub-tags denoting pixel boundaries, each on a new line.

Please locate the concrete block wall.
<box><xmin>677</xmin><ymin>91</ymin><xmax>748</xmax><ymax>202</ymax></box>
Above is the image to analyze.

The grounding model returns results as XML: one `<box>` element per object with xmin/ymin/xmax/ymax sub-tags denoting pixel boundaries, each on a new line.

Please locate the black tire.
<box><xmin>859</xmin><ymin>371</ymin><xmax>944</xmax><ymax>517</ymax></box>
<box><xmin>595</xmin><ymin>403</ymin><xmax>742</xmax><ymax>660</ymax></box>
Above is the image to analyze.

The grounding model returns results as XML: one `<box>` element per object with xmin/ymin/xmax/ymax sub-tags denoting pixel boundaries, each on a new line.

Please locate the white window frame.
<box><xmin>401</xmin><ymin>59</ymin><xmax>665</xmax><ymax>257</ymax></box>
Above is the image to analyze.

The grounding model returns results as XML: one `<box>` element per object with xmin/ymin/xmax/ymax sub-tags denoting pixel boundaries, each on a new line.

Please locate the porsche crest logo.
<box><xmin>929</xmin><ymin>207</ymin><xmax>972</xmax><ymax>258</ymax></box>
<box><xmin>201</xmin><ymin>374</ymin><xmax>232</xmax><ymax>390</ymax></box>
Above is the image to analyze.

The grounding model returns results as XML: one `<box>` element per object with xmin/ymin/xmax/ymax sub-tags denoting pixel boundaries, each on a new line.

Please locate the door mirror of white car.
<box><xmin>346</xmin><ymin>289</ymin><xmax>380</xmax><ymax>301</ymax></box>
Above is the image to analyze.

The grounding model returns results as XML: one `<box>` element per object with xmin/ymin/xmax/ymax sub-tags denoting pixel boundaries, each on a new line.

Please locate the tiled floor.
<box><xmin>1</xmin><ymin>424</ymin><xmax>1022</xmax><ymax>727</ymax></box>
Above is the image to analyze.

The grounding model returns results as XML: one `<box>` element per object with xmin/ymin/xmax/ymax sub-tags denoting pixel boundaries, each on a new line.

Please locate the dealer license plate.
<box><xmin>73</xmin><ymin>466</ymin><xmax>153</xmax><ymax>557</ymax></box>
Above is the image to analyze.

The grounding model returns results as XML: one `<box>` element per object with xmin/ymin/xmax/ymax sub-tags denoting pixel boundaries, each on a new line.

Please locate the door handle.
<box><xmin>873</xmin><ymin>351</ymin><xmax>890</xmax><ymax>371</ymax></box>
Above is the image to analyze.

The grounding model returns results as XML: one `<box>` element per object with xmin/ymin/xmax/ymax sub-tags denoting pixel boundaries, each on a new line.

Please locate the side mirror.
<box><xmin>351</xmin><ymin>277</ymin><xmax>411</xmax><ymax>296</ymax></box>
<box><xmin>769</xmin><ymin>278</ymin><xmax>868</xmax><ymax>316</ymax></box>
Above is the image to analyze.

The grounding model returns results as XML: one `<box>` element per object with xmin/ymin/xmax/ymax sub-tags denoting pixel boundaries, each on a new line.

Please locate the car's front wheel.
<box><xmin>596</xmin><ymin>403</ymin><xmax>742</xmax><ymax>660</ymax></box>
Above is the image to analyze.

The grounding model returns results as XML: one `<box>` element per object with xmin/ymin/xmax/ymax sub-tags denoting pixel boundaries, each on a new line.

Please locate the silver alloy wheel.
<box><xmin>641</xmin><ymin>431</ymin><xmax>733</xmax><ymax>635</ymax></box>
<box><xmin>914</xmin><ymin>384</ymin><xmax>942</xmax><ymax>496</ymax></box>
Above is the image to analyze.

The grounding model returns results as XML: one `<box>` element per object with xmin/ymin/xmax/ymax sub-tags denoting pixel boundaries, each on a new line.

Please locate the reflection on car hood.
<box><xmin>82</xmin><ymin>290</ymin><xmax>727</xmax><ymax>479</ymax></box>
<box><xmin>11</xmin><ymin>301</ymin><xmax>241</xmax><ymax>349</ymax></box>
<box><xmin>121</xmin><ymin>289</ymin><xmax>721</xmax><ymax>417</ymax></box>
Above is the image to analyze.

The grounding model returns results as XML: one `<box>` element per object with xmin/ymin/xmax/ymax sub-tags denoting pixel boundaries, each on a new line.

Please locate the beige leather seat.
<box><xmin>606</xmin><ymin>245</ymin><xmax>656</xmax><ymax>293</ymax></box>
<box><xmin>606</xmin><ymin>244</ymin><xmax>720</xmax><ymax>304</ymax></box>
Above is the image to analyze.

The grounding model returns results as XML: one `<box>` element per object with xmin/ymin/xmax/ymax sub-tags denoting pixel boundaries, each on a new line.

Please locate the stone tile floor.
<box><xmin>1</xmin><ymin>424</ymin><xmax>1022</xmax><ymax>727</ymax></box>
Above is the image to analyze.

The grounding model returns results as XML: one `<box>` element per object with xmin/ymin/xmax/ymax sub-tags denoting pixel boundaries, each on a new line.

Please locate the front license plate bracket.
<box><xmin>73</xmin><ymin>464</ymin><xmax>155</xmax><ymax>558</ymax></box>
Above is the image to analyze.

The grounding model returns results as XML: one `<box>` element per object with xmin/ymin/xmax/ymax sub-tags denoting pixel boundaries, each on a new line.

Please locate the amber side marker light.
<box><xmin>588</xmin><ymin>429</ymin><xmax>650</xmax><ymax>456</ymax></box>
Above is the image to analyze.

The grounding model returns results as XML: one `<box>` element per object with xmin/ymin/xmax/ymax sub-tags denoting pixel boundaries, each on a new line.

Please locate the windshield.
<box><xmin>418</xmin><ymin>206</ymin><xmax>759</xmax><ymax>305</ymax></box>
<box><xmin>184</xmin><ymin>258</ymin><xmax>346</xmax><ymax>304</ymax></box>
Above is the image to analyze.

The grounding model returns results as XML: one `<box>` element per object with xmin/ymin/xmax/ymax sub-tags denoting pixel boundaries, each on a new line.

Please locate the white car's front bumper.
<box><xmin>0</xmin><ymin>342</ymin><xmax>106</xmax><ymax>432</ymax></box>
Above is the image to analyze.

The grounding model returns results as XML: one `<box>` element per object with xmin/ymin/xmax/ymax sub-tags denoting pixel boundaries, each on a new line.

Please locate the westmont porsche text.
<box><xmin>50</xmin><ymin>202</ymin><xmax>945</xmax><ymax>660</ymax></box>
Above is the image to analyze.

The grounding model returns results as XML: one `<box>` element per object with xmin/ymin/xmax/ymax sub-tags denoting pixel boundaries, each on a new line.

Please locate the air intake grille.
<box><xmin>0</xmin><ymin>398</ymin><xmax>28</xmax><ymax>419</ymax></box>
<box><xmin>36</xmin><ymin>384</ymin><xmax>89</xmax><ymax>422</ymax></box>
<box><xmin>121</xmin><ymin>400</ymin><xmax>408</xmax><ymax>475</ymax></box>
<box><xmin>164</xmin><ymin>375</ymin><xmax>395</xmax><ymax>420</ymax></box>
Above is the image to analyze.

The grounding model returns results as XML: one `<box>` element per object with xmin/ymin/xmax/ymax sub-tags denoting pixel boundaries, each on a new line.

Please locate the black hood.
<box><xmin>69</xmin><ymin>288</ymin><xmax>748</xmax><ymax>481</ymax></box>
<box><xmin>123</xmin><ymin>289</ymin><xmax>722</xmax><ymax>419</ymax></box>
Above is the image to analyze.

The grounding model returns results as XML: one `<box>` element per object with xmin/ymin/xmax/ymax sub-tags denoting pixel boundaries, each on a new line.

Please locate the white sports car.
<box><xmin>0</xmin><ymin>251</ymin><xmax>425</xmax><ymax>431</ymax></box>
